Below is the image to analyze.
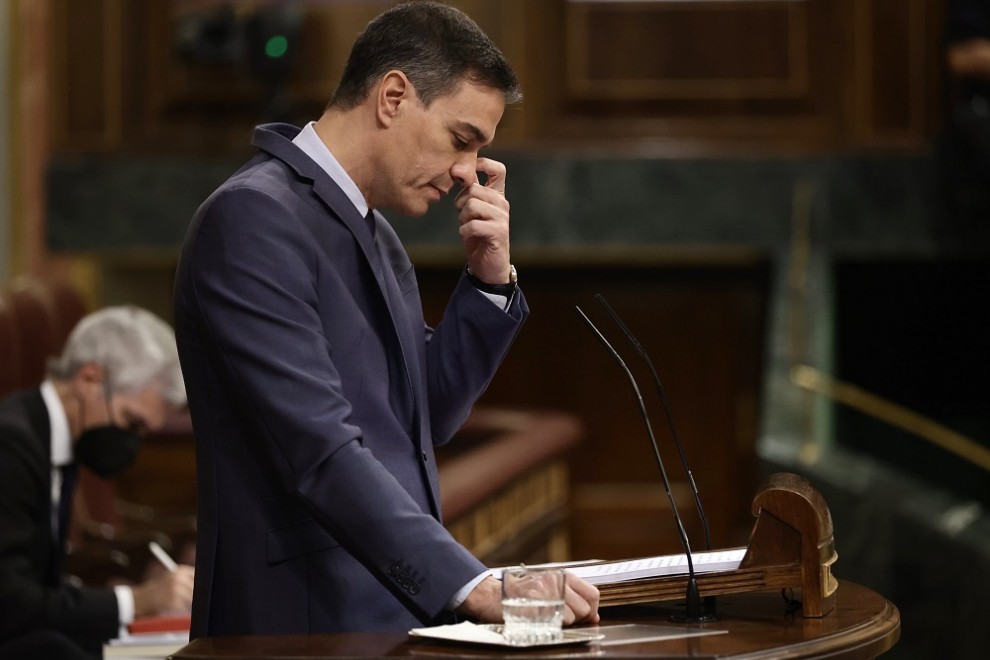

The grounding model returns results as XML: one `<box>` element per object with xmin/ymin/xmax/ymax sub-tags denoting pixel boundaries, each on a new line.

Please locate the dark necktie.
<box><xmin>57</xmin><ymin>463</ymin><xmax>77</xmax><ymax>549</ymax></box>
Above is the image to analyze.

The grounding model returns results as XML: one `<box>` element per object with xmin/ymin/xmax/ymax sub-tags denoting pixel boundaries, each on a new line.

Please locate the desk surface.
<box><xmin>170</xmin><ymin>580</ymin><xmax>899</xmax><ymax>659</ymax></box>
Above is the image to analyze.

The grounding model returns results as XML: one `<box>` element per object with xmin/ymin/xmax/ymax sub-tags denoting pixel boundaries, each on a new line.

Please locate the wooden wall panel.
<box><xmin>520</xmin><ymin>0</ymin><xmax>849</xmax><ymax>149</ymax></box>
<box><xmin>567</xmin><ymin>1</ymin><xmax>806</xmax><ymax>101</ymax></box>
<box><xmin>51</xmin><ymin>0</ymin><xmax>123</xmax><ymax>151</ymax></box>
<box><xmin>46</xmin><ymin>0</ymin><xmax>945</xmax><ymax>153</ymax></box>
<box><xmin>851</xmin><ymin>0</ymin><xmax>942</xmax><ymax>146</ymax></box>
<box><xmin>523</xmin><ymin>0</ymin><xmax>944</xmax><ymax>150</ymax></box>
<box><xmin>47</xmin><ymin>0</ymin><xmax>530</xmax><ymax>152</ymax></box>
<box><xmin>417</xmin><ymin>256</ymin><xmax>770</xmax><ymax>560</ymax></box>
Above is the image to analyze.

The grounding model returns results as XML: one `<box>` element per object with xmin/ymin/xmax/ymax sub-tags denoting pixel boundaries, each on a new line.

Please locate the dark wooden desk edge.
<box><xmin>169</xmin><ymin>581</ymin><xmax>900</xmax><ymax>659</ymax></box>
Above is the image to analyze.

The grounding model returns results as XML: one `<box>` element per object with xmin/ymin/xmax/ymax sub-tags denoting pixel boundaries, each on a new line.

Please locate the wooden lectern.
<box><xmin>170</xmin><ymin>472</ymin><xmax>900</xmax><ymax>659</ymax></box>
<box><xmin>598</xmin><ymin>472</ymin><xmax>839</xmax><ymax>617</ymax></box>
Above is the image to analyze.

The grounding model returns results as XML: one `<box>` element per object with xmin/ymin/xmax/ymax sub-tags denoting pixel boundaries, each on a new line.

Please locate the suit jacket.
<box><xmin>0</xmin><ymin>389</ymin><xmax>118</xmax><ymax>647</ymax></box>
<box><xmin>174</xmin><ymin>123</ymin><xmax>528</xmax><ymax>637</ymax></box>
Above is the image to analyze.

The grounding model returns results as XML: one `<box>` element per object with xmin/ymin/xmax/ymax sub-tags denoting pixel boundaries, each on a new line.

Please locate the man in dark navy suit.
<box><xmin>0</xmin><ymin>306</ymin><xmax>194</xmax><ymax>659</ymax></box>
<box><xmin>174</xmin><ymin>0</ymin><xmax>599</xmax><ymax>638</ymax></box>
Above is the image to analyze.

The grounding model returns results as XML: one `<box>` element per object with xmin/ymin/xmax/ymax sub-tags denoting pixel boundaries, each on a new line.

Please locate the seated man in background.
<box><xmin>0</xmin><ymin>306</ymin><xmax>195</xmax><ymax>660</ymax></box>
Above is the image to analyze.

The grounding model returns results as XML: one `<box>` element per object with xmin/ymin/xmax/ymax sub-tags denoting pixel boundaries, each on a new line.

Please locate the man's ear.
<box><xmin>74</xmin><ymin>362</ymin><xmax>106</xmax><ymax>387</ymax></box>
<box><xmin>64</xmin><ymin>361</ymin><xmax>106</xmax><ymax>404</ymax></box>
<box><xmin>376</xmin><ymin>70</ymin><xmax>412</xmax><ymax>127</ymax></box>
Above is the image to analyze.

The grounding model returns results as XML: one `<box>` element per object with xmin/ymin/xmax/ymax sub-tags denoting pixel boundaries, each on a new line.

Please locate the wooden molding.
<box><xmin>565</xmin><ymin>0</ymin><xmax>811</xmax><ymax>101</ymax></box>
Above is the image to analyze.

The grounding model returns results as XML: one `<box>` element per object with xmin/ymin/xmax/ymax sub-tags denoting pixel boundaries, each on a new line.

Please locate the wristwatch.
<box><xmin>466</xmin><ymin>264</ymin><xmax>517</xmax><ymax>296</ymax></box>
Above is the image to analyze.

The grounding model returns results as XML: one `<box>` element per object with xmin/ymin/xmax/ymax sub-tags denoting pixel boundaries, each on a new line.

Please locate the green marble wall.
<box><xmin>46</xmin><ymin>152</ymin><xmax>947</xmax><ymax>255</ymax></box>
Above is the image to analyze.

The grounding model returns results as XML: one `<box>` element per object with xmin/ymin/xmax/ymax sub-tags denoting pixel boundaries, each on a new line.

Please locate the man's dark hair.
<box><xmin>328</xmin><ymin>1</ymin><xmax>521</xmax><ymax>110</ymax></box>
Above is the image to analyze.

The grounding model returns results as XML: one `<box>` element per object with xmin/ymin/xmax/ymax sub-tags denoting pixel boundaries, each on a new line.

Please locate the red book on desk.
<box><xmin>128</xmin><ymin>615</ymin><xmax>191</xmax><ymax>634</ymax></box>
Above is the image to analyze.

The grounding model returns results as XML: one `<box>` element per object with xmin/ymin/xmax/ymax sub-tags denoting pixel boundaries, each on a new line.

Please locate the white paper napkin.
<box><xmin>408</xmin><ymin>621</ymin><xmax>507</xmax><ymax>644</ymax></box>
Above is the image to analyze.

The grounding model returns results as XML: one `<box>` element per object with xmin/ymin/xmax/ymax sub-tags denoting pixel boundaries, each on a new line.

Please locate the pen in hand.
<box><xmin>149</xmin><ymin>541</ymin><xmax>179</xmax><ymax>573</ymax></box>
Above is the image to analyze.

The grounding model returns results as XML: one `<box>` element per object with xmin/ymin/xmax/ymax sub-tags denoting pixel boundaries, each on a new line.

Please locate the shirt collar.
<box><xmin>40</xmin><ymin>379</ymin><xmax>73</xmax><ymax>467</ymax></box>
<box><xmin>292</xmin><ymin>121</ymin><xmax>370</xmax><ymax>218</ymax></box>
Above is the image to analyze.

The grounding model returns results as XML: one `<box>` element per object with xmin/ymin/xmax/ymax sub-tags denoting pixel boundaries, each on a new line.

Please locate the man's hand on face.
<box><xmin>455</xmin><ymin>157</ymin><xmax>513</xmax><ymax>285</ymax></box>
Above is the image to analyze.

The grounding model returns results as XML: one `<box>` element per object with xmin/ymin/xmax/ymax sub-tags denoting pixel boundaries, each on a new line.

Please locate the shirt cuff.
<box><xmin>478</xmin><ymin>290</ymin><xmax>510</xmax><ymax>311</ymax></box>
<box><xmin>114</xmin><ymin>584</ymin><xmax>135</xmax><ymax>627</ymax></box>
<box><xmin>447</xmin><ymin>570</ymin><xmax>492</xmax><ymax>611</ymax></box>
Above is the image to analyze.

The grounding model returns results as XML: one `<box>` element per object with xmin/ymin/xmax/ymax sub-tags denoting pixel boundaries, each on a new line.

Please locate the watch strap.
<box><xmin>465</xmin><ymin>265</ymin><xmax>517</xmax><ymax>296</ymax></box>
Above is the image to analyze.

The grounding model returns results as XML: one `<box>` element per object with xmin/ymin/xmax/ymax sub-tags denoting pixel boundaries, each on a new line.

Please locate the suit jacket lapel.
<box><xmin>372</xmin><ymin>215</ymin><xmax>428</xmax><ymax>428</ymax></box>
<box><xmin>360</xmin><ymin>212</ymin><xmax>427</xmax><ymax>450</ymax></box>
<box><xmin>309</xmin><ymin>178</ymin><xmax>439</xmax><ymax>517</ymax></box>
<box><xmin>252</xmin><ymin>125</ymin><xmax>426</xmax><ymax>453</ymax></box>
<box><xmin>17</xmin><ymin>390</ymin><xmax>61</xmax><ymax>580</ymax></box>
<box><xmin>252</xmin><ymin>124</ymin><xmax>386</xmax><ymax>278</ymax></box>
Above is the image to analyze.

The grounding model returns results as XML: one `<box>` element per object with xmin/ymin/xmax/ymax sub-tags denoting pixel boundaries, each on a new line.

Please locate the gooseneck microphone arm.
<box><xmin>594</xmin><ymin>293</ymin><xmax>713</xmax><ymax>553</ymax></box>
<box><xmin>576</xmin><ymin>305</ymin><xmax>703</xmax><ymax>619</ymax></box>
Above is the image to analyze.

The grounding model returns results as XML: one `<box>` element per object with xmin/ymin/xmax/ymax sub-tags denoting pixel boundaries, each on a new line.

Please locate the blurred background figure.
<box><xmin>0</xmin><ymin>305</ymin><xmax>194</xmax><ymax>660</ymax></box>
<box><xmin>941</xmin><ymin>0</ymin><xmax>990</xmax><ymax>246</ymax></box>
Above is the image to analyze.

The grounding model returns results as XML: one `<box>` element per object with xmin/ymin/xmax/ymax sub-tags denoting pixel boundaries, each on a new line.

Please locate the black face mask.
<box><xmin>74</xmin><ymin>376</ymin><xmax>143</xmax><ymax>479</ymax></box>
<box><xmin>75</xmin><ymin>425</ymin><xmax>142</xmax><ymax>478</ymax></box>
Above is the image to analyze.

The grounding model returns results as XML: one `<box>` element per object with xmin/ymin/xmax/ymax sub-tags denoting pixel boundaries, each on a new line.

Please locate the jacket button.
<box><xmin>421</xmin><ymin>450</ymin><xmax>428</xmax><ymax>462</ymax></box>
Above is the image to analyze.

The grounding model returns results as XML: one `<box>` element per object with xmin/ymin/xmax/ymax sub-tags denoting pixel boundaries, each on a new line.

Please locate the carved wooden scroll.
<box><xmin>597</xmin><ymin>472</ymin><xmax>838</xmax><ymax>617</ymax></box>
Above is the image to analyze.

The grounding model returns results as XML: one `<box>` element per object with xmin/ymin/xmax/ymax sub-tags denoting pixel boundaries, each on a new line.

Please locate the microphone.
<box><xmin>576</xmin><ymin>305</ymin><xmax>715</xmax><ymax>622</ymax></box>
<box><xmin>593</xmin><ymin>294</ymin><xmax>717</xmax><ymax>619</ymax></box>
<box><xmin>594</xmin><ymin>294</ymin><xmax>713</xmax><ymax>552</ymax></box>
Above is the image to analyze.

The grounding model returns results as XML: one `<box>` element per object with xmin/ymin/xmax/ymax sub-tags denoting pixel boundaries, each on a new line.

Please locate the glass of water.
<box><xmin>500</xmin><ymin>565</ymin><xmax>566</xmax><ymax>645</ymax></box>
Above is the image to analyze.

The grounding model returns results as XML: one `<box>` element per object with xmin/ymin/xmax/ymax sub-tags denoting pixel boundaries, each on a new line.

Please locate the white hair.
<box><xmin>47</xmin><ymin>305</ymin><xmax>186</xmax><ymax>406</ymax></box>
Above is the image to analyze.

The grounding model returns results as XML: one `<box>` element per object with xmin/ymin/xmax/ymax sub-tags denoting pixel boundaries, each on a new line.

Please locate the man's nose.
<box><xmin>450</xmin><ymin>155</ymin><xmax>479</xmax><ymax>188</ymax></box>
